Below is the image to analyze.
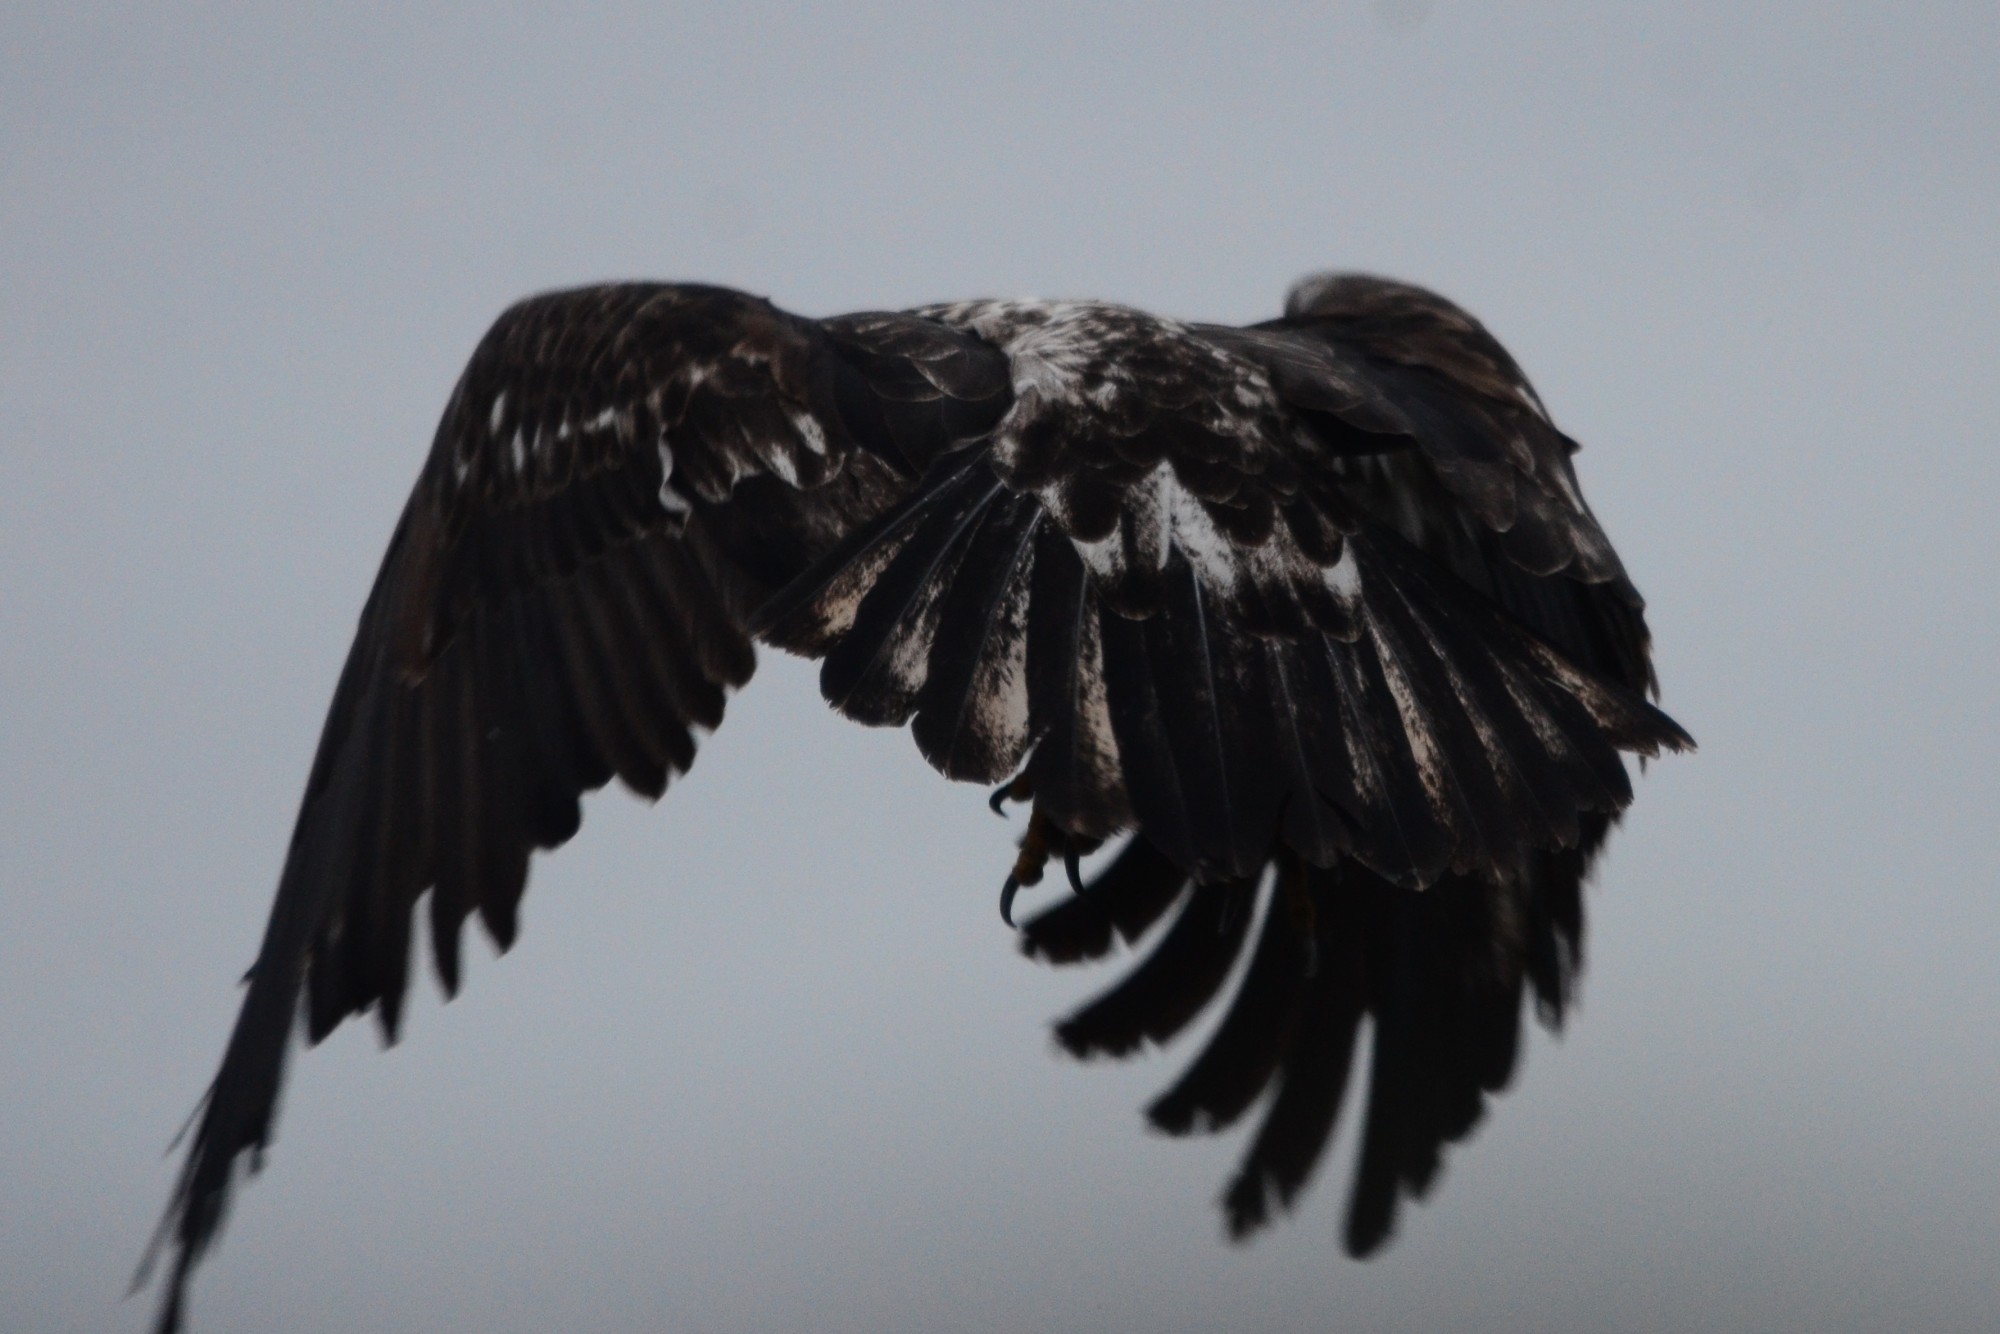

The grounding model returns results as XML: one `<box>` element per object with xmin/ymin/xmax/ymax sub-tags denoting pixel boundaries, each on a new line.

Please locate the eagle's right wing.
<box><xmin>141</xmin><ymin>283</ymin><xmax>1011</xmax><ymax>1334</ymax></box>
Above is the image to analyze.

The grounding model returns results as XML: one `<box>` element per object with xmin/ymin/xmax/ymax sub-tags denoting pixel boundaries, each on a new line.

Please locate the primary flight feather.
<box><xmin>142</xmin><ymin>272</ymin><xmax>1690</xmax><ymax>1331</ymax></box>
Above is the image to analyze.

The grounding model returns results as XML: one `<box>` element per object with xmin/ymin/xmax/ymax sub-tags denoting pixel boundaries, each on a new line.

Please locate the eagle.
<box><xmin>140</xmin><ymin>272</ymin><xmax>1690</xmax><ymax>1331</ymax></box>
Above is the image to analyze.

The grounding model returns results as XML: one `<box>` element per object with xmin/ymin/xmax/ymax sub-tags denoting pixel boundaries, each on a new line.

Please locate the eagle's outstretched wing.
<box><xmin>144</xmin><ymin>275</ymin><xmax>1687</xmax><ymax>1332</ymax></box>
<box><xmin>139</xmin><ymin>284</ymin><xmax>1011</xmax><ymax>1332</ymax></box>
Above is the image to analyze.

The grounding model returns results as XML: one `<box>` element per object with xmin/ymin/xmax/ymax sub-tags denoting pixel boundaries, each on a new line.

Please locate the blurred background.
<box><xmin>4</xmin><ymin>4</ymin><xmax>1996</xmax><ymax>1330</ymax></box>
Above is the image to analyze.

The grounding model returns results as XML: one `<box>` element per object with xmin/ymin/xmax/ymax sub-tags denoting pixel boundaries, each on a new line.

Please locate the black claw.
<box><xmin>989</xmin><ymin>772</ymin><xmax>1033</xmax><ymax>816</ymax></box>
<box><xmin>1063</xmin><ymin>844</ymin><xmax>1085</xmax><ymax>895</ymax></box>
<box><xmin>999</xmin><ymin>874</ymin><xmax>1022</xmax><ymax>928</ymax></box>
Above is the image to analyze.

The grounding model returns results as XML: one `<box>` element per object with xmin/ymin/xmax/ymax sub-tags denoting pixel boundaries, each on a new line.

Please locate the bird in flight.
<box><xmin>140</xmin><ymin>272</ymin><xmax>1689</xmax><ymax>1331</ymax></box>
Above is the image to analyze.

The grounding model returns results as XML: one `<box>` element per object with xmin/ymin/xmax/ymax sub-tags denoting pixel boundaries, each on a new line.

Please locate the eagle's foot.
<box><xmin>987</xmin><ymin>771</ymin><xmax>1034</xmax><ymax>816</ymax></box>
<box><xmin>998</xmin><ymin>808</ymin><xmax>1103</xmax><ymax>926</ymax></box>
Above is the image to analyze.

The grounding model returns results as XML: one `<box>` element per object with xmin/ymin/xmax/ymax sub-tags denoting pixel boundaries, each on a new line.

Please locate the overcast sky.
<box><xmin>4</xmin><ymin>4</ymin><xmax>1997</xmax><ymax>1331</ymax></box>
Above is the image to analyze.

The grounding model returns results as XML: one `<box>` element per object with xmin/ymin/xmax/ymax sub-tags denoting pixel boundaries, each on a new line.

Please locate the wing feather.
<box><xmin>1146</xmin><ymin>878</ymin><xmax>1312</xmax><ymax>1136</ymax></box>
<box><xmin>1260</xmin><ymin>639</ymin><xmax>1355</xmax><ymax>864</ymax></box>
<box><xmin>1220</xmin><ymin>909</ymin><xmax>1368</xmax><ymax>1237</ymax></box>
<box><xmin>1022</xmin><ymin>521</ymin><xmax>1131</xmax><ymax>838</ymax></box>
<box><xmin>424</xmin><ymin>650</ymin><xmax>479</xmax><ymax>1003</ymax></box>
<box><xmin>817</xmin><ymin>468</ymin><xmax>1007</xmax><ymax>725</ymax></box>
<box><xmin>1095</xmin><ymin>603</ymin><xmax>1201</xmax><ymax>870</ymax></box>
<box><xmin>909</xmin><ymin>499</ymin><xmax>1042</xmax><ymax>782</ymax></box>
<box><xmin>1052</xmin><ymin>880</ymin><xmax>1256</xmax><ymax>1059</ymax></box>
<box><xmin>1146</xmin><ymin>556</ymin><xmax>1249</xmax><ymax>873</ymax></box>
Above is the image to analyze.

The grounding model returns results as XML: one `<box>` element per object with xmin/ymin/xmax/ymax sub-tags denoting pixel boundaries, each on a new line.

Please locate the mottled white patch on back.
<box><xmin>763</xmin><ymin>442</ymin><xmax>801</xmax><ymax>487</ymax></box>
<box><xmin>657</xmin><ymin>439</ymin><xmax>690</xmax><ymax>516</ymax></box>
<box><xmin>786</xmin><ymin>407</ymin><xmax>829</xmax><ymax>456</ymax></box>
<box><xmin>1158</xmin><ymin>471</ymin><xmax>1237</xmax><ymax>587</ymax></box>
<box><xmin>1325</xmin><ymin>544</ymin><xmax>1363</xmax><ymax>603</ymax></box>
<box><xmin>1073</xmin><ymin>529</ymin><xmax>1122</xmax><ymax>587</ymax></box>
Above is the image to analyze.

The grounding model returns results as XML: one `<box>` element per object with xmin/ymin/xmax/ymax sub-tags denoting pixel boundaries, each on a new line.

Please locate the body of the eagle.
<box><xmin>143</xmin><ymin>273</ymin><xmax>1689</xmax><ymax>1332</ymax></box>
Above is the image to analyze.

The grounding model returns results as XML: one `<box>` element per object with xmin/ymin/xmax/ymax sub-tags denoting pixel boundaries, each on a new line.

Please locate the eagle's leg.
<box><xmin>998</xmin><ymin>805</ymin><xmax>1104</xmax><ymax>925</ymax></box>
<box><xmin>998</xmin><ymin>805</ymin><xmax>1054</xmax><ymax>927</ymax></box>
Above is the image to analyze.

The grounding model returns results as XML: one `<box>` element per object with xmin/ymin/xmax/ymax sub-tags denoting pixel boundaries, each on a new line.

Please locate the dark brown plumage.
<box><xmin>141</xmin><ymin>274</ymin><xmax>1689</xmax><ymax>1332</ymax></box>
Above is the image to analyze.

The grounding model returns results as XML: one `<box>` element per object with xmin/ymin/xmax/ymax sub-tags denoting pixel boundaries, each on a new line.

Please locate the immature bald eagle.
<box><xmin>142</xmin><ymin>273</ymin><xmax>1689</xmax><ymax>1331</ymax></box>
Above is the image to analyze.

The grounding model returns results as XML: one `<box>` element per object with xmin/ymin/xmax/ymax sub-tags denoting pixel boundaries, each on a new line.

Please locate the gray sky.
<box><xmin>4</xmin><ymin>3</ymin><xmax>1997</xmax><ymax>1331</ymax></box>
